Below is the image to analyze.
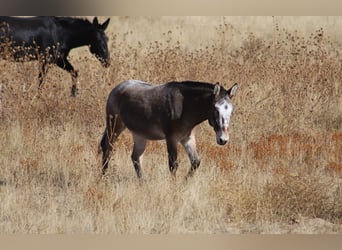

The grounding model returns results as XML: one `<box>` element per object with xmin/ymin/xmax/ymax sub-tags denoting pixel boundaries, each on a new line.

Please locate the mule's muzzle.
<box><xmin>216</xmin><ymin>128</ymin><xmax>229</xmax><ymax>145</ymax></box>
<box><xmin>217</xmin><ymin>138</ymin><xmax>228</xmax><ymax>145</ymax></box>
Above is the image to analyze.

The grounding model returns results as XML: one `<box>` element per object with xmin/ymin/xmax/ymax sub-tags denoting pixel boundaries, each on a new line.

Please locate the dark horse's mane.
<box><xmin>55</xmin><ymin>16</ymin><xmax>92</xmax><ymax>28</ymax></box>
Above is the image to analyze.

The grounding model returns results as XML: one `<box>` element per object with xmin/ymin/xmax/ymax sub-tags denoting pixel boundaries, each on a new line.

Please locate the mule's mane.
<box><xmin>167</xmin><ymin>81</ymin><xmax>215</xmax><ymax>93</ymax></box>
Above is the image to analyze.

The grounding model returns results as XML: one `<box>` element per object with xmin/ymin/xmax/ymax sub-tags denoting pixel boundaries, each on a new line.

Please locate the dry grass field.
<box><xmin>0</xmin><ymin>16</ymin><xmax>341</xmax><ymax>233</ymax></box>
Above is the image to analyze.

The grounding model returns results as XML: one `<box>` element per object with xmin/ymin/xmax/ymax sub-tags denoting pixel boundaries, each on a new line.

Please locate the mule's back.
<box><xmin>107</xmin><ymin>80</ymin><xmax>168</xmax><ymax>140</ymax></box>
<box><xmin>107</xmin><ymin>80</ymin><xmax>165</xmax><ymax>114</ymax></box>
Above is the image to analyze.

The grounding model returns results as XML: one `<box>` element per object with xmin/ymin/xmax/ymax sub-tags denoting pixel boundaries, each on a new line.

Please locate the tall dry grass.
<box><xmin>0</xmin><ymin>16</ymin><xmax>341</xmax><ymax>233</ymax></box>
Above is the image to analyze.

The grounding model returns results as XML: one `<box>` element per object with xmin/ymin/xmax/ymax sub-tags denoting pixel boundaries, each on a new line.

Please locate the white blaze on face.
<box><xmin>215</xmin><ymin>99</ymin><xmax>233</xmax><ymax>144</ymax></box>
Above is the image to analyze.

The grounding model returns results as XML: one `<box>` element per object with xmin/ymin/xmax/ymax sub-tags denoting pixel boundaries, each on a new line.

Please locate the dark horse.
<box><xmin>0</xmin><ymin>16</ymin><xmax>110</xmax><ymax>96</ymax></box>
<box><xmin>100</xmin><ymin>80</ymin><xmax>238</xmax><ymax>179</ymax></box>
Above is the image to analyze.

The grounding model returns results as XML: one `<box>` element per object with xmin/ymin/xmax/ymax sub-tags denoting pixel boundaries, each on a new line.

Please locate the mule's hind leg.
<box><xmin>101</xmin><ymin>114</ymin><xmax>125</xmax><ymax>175</ymax></box>
<box><xmin>131</xmin><ymin>134</ymin><xmax>147</xmax><ymax>178</ymax></box>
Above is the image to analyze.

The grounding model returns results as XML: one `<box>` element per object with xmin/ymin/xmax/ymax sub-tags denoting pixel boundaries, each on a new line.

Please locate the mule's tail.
<box><xmin>98</xmin><ymin>110</ymin><xmax>109</xmax><ymax>174</ymax></box>
<box><xmin>99</xmin><ymin>125</ymin><xmax>109</xmax><ymax>175</ymax></box>
<box><xmin>99</xmin><ymin>113</ymin><xmax>120</xmax><ymax>175</ymax></box>
<box><xmin>99</xmin><ymin>127</ymin><xmax>107</xmax><ymax>155</ymax></box>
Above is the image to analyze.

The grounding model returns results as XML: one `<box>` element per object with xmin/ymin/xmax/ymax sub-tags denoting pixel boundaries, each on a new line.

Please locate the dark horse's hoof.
<box><xmin>71</xmin><ymin>86</ymin><xmax>79</xmax><ymax>97</ymax></box>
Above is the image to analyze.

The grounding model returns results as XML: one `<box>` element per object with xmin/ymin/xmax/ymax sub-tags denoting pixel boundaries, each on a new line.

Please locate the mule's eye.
<box><xmin>224</xmin><ymin>105</ymin><xmax>228</xmax><ymax>110</ymax></box>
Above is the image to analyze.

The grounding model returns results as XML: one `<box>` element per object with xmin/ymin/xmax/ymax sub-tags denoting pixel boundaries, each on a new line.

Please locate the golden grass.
<box><xmin>0</xmin><ymin>16</ymin><xmax>341</xmax><ymax>233</ymax></box>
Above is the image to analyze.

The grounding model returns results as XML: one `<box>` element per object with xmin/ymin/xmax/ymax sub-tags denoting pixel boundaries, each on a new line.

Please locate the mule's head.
<box><xmin>89</xmin><ymin>17</ymin><xmax>110</xmax><ymax>67</ymax></box>
<box><xmin>208</xmin><ymin>83</ymin><xmax>238</xmax><ymax>145</ymax></box>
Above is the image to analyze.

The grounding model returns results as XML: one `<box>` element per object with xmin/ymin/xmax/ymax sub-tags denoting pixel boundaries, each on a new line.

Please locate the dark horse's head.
<box><xmin>89</xmin><ymin>17</ymin><xmax>111</xmax><ymax>67</ymax></box>
<box><xmin>208</xmin><ymin>83</ymin><xmax>238</xmax><ymax>145</ymax></box>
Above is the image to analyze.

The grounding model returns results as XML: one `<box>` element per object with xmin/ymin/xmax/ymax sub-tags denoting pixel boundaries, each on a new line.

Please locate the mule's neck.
<box><xmin>180</xmin><ymin>84</ymin><xmax>215</xmax><ymax>126</ymax></box>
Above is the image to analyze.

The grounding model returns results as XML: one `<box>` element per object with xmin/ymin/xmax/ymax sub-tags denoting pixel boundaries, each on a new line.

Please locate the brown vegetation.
<box><xmin>0</xmin><ymin>17</ymin><xmax>341</xmax><ymax>233</ymax></box>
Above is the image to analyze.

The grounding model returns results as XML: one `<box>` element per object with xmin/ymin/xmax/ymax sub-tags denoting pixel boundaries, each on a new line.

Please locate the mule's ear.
<box><xmin>167</xmin><ymin>88</ymin><xmax>184</xmax><ymax>120</ymax></box>
<box><xmin>227</xmin><ymin>83</ymin><xmax>238</xmax><ymax>98</ymax></box>
<box><xmin>213</xmin><ymin>83</ymin><xmax>221</xmax><ymax>98</ymax></box>
<box><xmin>93</xmin><ymin>17</ymin><xmax>99</xmax><ymax>26</ymax></box>
<box><xmin>101</xmin><ymin>18</ymin><xmax>110</xmax><ymax>30</ymax></box>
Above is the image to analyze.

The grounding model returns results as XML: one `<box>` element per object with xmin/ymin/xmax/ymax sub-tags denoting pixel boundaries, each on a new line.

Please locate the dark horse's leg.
<box><xmin>131</xmin><ymin>134</ymin><xmax>147</xmax><ymax>178</ymax></box>
<box><xmin>100</xmin><ymin>114</ymin><xmax>125</xmax><ymax>175</ymax></box>
<box><xmin>38</xmin><ymin>61</ymin><xmax>49</xmax><ymax>90</ymax></box>
<box><xmin>166</xmin><ymin>137</ymin><xmax>179</xmax><ymax>177</ymax></box>
<box><xmin>56</xmin><ymin>57</ymin><xmax>78</xmax><ymax>96</ymax></box>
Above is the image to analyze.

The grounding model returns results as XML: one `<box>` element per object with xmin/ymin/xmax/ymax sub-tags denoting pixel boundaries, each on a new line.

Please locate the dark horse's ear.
<box><xmin>93</xmin><ymin>17</ymin><xmax>99</xmax><ymax>26</ymax></box>
<box><xmin>101</xmin><ymin>18</ymin><xmax>110</xmax><ymax>30</ymax></box>
<box><xmin>227</xmin><ymin>83</ymin><xmax>238</xmax><ymax>98</ymax></box>
<box><xmin>167</xmin><ymin>88</ymin><xmax>184</xmax><ymax>120</ymax></box>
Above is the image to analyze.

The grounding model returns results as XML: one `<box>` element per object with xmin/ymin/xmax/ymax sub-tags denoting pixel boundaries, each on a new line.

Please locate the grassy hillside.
<box><xmin>0</xmin><ymin>16</ymin><xmax>341</xmax><ymax>233</ymax></box>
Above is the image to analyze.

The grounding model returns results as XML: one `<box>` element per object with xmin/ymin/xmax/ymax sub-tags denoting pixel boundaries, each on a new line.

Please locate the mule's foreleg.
<box><xmin>181</xmin><ymin>131</ymin><xmax>201</xmax><ymax>179</ymax></box>
<box><xmin>166</xmin><ymin>139</ymin><xmax>179</xmax><ymax>176</ymax></box>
